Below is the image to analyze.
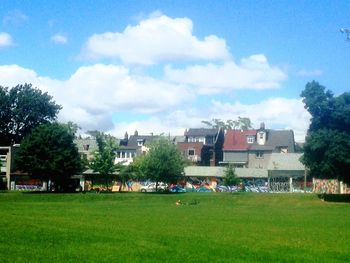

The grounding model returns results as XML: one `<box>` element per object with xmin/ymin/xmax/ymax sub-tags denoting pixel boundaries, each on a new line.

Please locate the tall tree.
<box><xmin>89</xmin><ymin>132</ymin><xmax>118</xmax><ymax>190</ymax></box>
<box><xmin>15</xmin><ymin>123</ymin><xmax>83</xmax><ymax>191</ymax></box>
<box><xmin>0</xmin><ymin>84</ymin><xmax>61</xmax><ymax>145</ymax></box>
<box><xmin>202</xmin><ymin>117</ymin><xmax>252</xmax><ymax>130</ymax></box>
<box><xmin>135</xmin><ymin>138</ymin><xmax>185</xmax><ymax>191</ymax></box>
<box><xmin>301</xmin><ymin>81</ymin><xmax>350</xmax><ymax>183</ymax></box>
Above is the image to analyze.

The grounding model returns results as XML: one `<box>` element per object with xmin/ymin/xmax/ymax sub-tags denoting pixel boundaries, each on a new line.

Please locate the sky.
<box><xmin>0</xmin><ymin>0</ymin><xmax>349</xmax><ymax>142</ymax></box>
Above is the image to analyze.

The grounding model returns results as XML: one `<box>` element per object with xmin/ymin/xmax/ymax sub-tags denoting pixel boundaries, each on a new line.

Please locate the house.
<box><xmin>222</xmin><ymin>123</ymin><xmax>295</xmax><ymax>168</ymax></box>
<box><xmin>177</xmin><ymin>128</ymin><xmax>224</xmax><ymax>166</ymax></box>
<box><xmin>115</xmin><ymin>130</ymin><xmax>159</xmax><ymax>165</ymax></box>
<box><xmin>74</xmin><ymin>137</ymin><xmax>99</xmax><ymax>161</ymax></box>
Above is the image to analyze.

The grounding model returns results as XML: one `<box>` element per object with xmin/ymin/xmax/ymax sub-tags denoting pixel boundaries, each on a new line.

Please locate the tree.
<box><xmin>202</xmin><ymin>117</ymin><xmax>252</xmax><ymax>130</ymax></box>
<box><xmin>135</xmin><ymin>138</ymin><xmax>185</xmax><ymax>191</ymax></box>
<box><xmin>116</xmin><ymin>164</ymin><xmax>138</xmax><ymax>192</ymax></box>
<box><xmin>89</xmin><ymin>132</ymin><xmax>118</xmax><ymax>190</ymax></box>
<box><xmin>300</xmin><ymin>81</ymin><xmax>350</xmax><ymax>183</ymax></box>
<box><xmin>223</xmin><ymin>165</ymin><xmax>240</xmax><ymax>192</ymax></box>
<box><xmin>0</xmin><ymin>84</ymin><xmax>61</xmax><ymax>145</ymax></box>
<box><xmin>15</xmin><ymin>123</ymin><xmax>83</xmax><ymax>191</ymax></box>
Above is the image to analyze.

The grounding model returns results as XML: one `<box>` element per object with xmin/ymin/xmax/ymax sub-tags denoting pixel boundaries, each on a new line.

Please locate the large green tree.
<box><xmin>135</xmin><ymin>138</ymin><xmax>185</xmax><ymax>191</ymax></box>
<box><xmin>301</xmin><ymin>81</ymin><xmax>350</xmax><ymax>183</ymax></box>
<box><xmin>0</xmin><ymin>84</ymin><xmax>61</xmax><ymax>145</ymax></box>
<box><xmin>16</xmin><ymin>123</ymin><xmax>83</xmax><ymax>191</ymax></box>
<box><xmin>89</xmin><ymin>132</ymin><xmax>118</xmax><ymax>190</ymax></box>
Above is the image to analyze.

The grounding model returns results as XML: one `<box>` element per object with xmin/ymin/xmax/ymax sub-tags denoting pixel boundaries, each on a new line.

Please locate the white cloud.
<box><xmin>0</xmin><ymin>64</ymin><xmax>193</xmax><ymax>132</ymax></box>
<box><xmin>165</xmin><ymin>54</ymin><xmax>287</xmax><ymax>94</ymax></box>
<box><xmin>82</xmin><ymin>13</ymin><xmax>231</xmax><ymax>64</ymax></box>
<box><xmin>0</xmin><ymin>65</ymin><xmax>55</xmax><ymax>89</ymax></box>
<box><xmin>297</xmin><ymin>69</ymin><xmax>322</xmax><ymax>77</ymax></box>
<box><xmin>51</xmin><ymin>34</ymin><xmax>68</xmax><ymax>45</ymax></box>
<box><xmin>0</xmin><ymin>32</ymin><xmax>13</xmax><ymax>47</ymax></box>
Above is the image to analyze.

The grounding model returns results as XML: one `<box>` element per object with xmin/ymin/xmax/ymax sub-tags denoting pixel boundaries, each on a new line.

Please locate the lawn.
<box><xmin>0</xmin><ymin>192</ymin><xmax>349</xmax><ymax>262</ymax></box>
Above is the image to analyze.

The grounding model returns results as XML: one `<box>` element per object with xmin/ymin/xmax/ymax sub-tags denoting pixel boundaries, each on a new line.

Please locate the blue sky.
<box><xmin>1</xmin><ymin>1</ymin><xmax>349</xmax><ymax>141</ymax></box>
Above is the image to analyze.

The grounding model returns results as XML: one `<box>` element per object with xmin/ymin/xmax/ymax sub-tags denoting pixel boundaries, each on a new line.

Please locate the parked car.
<box><xmin>169</xmin><ymin>184</ymin><xmax>186</xmax><ymax>193</ymax></box>
<box><xmin>140</xmin><ymin>182</ymin><xmax>167</xmax><ymax>192</ymax></box>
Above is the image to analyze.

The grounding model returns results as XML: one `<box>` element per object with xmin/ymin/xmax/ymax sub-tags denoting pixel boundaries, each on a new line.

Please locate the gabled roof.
<box><xmin>250</xmin><ymin>130</ymin><xmax>295</xmax><ymax>152</ymax></box>
<box><xmin>186</xmin><ymin>128</ymin><xmax>219</xmax><ymax>137</ymax></box>
<box><xmin>127</xmin><ymin>135</ymin><xmax>159</xmax><ymax>147</ymax></box>
<box><xmin>223</xmin><ymin>130</ymin><xmax>256</xmax><ymax>151</ymax></box>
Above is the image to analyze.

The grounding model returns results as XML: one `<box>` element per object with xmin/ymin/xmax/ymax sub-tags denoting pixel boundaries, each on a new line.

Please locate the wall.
<box><xmin>248</xmin><ymin>151</ymin><xmax>272</xmax><ymax>169</ymax></box>
<box><xmin>313</xmin><ymin>179</ymin><xmax>339</xmax><ymax>194</ymax></box>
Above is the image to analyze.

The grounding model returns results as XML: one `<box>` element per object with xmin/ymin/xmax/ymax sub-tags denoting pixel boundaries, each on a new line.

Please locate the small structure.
<box><xmin>0</xmin><ymin>146</ymin><xmax>11</xmax><ymax>190</ymax></box>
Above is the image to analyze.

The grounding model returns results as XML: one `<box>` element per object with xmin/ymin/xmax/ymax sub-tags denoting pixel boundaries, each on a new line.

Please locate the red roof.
<box><xmin>223</xmin><ymin>130</ymin><xmax>257</xmax><ymax>151</ymax></box>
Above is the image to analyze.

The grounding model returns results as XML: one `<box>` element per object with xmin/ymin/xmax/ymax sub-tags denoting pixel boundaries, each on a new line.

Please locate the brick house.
<box><xmin>177</xmin><ymin>128</ymin><xmax>224</xmax><ymax>166</ymax></box>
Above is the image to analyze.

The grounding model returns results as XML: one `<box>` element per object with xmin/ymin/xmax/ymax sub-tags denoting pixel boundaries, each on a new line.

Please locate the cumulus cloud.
<box><xmin>0</xmin><ymin>32</ymin><xmax>13</xmax><ymax>47</ymax></box>
<box><xmin>0</xmin><ymin>64</ymin><xmax>193</xmax><ymax>132</ymax></box>
<box><xmin>82</xmin><ymin>13</ymin><xmax>230</xmax><ymax>64</ymax></box>
<box><xmin>165</xmin><ymin>54</ymin><xmax>287</xmax><ymax>94</ymax></box>
<box><xmin>51</xmin><ymin>34</ymin><xmax>68</xmax><ymax>44</ymax></box>
<box><xmin>0</xmin><ymin>63</ymin><xmax>309</xmax><ymax>141</ymax></box>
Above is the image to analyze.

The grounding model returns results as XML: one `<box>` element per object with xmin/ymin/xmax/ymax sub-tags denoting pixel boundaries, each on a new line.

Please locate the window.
<box><xmin>83</xmin><ymin>144</ymin><xmax>90</xmax><ymax>151</ymax></box>
<box><xmin>259</xmin><ymin>132</ymin><xmax>264</xmax><ymax>139</ymax></box>
<box><xmin>247</xmin><ymin>136</ymin><xmax>254</xmax><ymax>144</ymax></box>
<box><xmin>255</xmin><ymin>151</ymin><xmax>264</xmax><ymax>158</ymax></box>
<box><xmin>137</xmin><ymin>139</ymin><xmax>144</xmax><ymax>146</ymax></box>
<box><xmin>188</xmin><ymin>149</ymin><xmax>195</xmax><ymax>156</ymax></box>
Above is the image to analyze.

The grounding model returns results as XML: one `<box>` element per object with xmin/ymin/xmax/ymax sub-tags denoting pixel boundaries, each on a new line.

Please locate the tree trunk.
<box><xmin>119</xmin><ymin>180</ymin><xmax>122</xmax><ymax>192</ymax></box>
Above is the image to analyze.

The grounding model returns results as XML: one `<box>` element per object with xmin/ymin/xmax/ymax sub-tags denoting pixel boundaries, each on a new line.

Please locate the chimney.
<box><xmin>134</xmin><ymin>130</ymin><xmax>138</xmax><ymax>136</ymax></box>
<box><xmin>260</xmin><ymin>122</ymin><xmax>265</xmax><ymax>130</ymax></box>
<box><xmin>124</xmin><ymin>131</ymin><xmax>128</xmax><ymax>140</ymax></box>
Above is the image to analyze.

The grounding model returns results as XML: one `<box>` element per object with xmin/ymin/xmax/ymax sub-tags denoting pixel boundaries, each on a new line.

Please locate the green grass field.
<box><xmin>0</xmin><ymin>192</ymin><xmax>349</xmax><ymax>262</ymax></box>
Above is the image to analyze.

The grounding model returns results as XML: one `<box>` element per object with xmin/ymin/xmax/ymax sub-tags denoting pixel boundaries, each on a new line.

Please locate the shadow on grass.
<box><xmin>318</xmin><ymin>194</ymin><xmax>350</xmax><ymax>203</ymax></box>
<box><xmin>140</xmin><ymin>191</ymin><xmax>187</xmax><ymax>195</ymax></box>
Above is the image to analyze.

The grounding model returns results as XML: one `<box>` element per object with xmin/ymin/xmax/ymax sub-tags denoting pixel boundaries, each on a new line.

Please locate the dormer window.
<box><xmin>280</xmin><ymin>147</ymin><xmax>288</xmax><ymax>153</ymax></box>
<box><xmin>137</xmin><ymin>139</ymin><xmax>144</xmax><ymax>146</ymax></box>
<box><xmin>247</xmin><ymin>136</ymin><xmax>255</xmax><ymax>144</ymax></box>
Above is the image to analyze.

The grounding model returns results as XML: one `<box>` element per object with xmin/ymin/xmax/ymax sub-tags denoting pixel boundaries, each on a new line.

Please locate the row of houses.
<box><xmin>76</xmin><ymin>122</ymin><xmax>295</xmax><ymax>168</ymax></box>
<box><xmin>73</xmin><ymin>123</ymin><xmax>311</xmax><ymax>192</ymax></box>
<box><xmin>1</xmin><ymin>122</ymin><xmax>346</xmax><ymax>193</ymax></box>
